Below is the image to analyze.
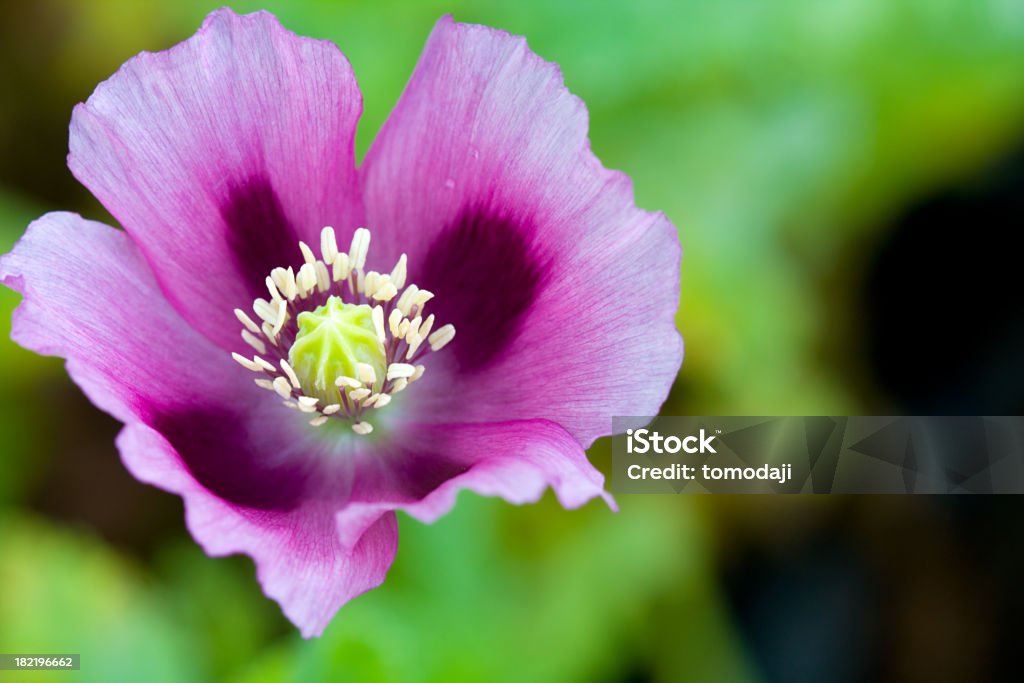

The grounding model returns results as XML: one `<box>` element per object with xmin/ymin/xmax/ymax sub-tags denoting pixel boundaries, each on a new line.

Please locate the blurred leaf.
<box><xmin>0</xmin><ymin>187</ymin><xmax>65</xmax><ymax>506</ymax></box>
<box><xmin>154</xmin><ymin>541</ymin><xmax>288</xmax><ymax>681</ymax></box>
<box><xmin>0</xmin><ymin>514</ymin><xmax>204</xmax><ymax>683</ymax></box>
<box><xmin>0</xmin><ymin>186</ymin><xmax>60</xmax><ymax>382</ymax></box>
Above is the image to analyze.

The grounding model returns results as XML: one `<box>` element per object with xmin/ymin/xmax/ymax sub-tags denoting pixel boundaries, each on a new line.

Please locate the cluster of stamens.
<box><xmin>230</xmin><ymin>226</ymin><xmax>455</xmax><ymax>435</ymax></box>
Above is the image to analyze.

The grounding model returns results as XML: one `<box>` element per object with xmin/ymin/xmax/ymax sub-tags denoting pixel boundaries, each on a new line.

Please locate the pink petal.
<box><xmin>118</xmin><ymin>423</ymin><xmax>397</xmax><ymax>638</ymax></box>
<box><xmin>69</xmin><ymin>8</ymin><xmax>364</xmax><ymax>350</ymax></box>
<box><xmin>1</xmin><ymin>213</ymin><xmax>303</xmax><ymax>509</ymax></box>
<box><xmin>361</xmin><ymin>17</ymin><xmax>682</xmax><ymax>447</ymax></box>
<box><xmin>335</xmin><ymin>419</ymin><xmax>615</xmax><ymax>550</ymax></box>
<box><xmin>0</xmin><ymin>212</ymin><xmax>241</xmax><ymax>426</ymax></box>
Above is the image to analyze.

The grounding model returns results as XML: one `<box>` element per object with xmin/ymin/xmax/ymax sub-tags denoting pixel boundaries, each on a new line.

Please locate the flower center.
<box><xmin>289</xmin><ymin>298</ymin><xmax>386</xmax><ymax>405</ymax></box>
<box><xmin>229</xmin><ymin>227</ymin><xmax>455</xmax><ymax>434</ymax></box>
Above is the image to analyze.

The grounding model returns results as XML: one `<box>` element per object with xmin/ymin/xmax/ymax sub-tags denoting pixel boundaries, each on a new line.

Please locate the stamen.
<box><xmin>364</xmin><ymin>271</ymin><xmax>380</xmax><ymax>298</ymax></box>
<box><xmin>272</xmin><ymin>301</ymin><xmax>288</xmax><ymax>337</ymax></box>
<box><xmin>407</xmin><ymin>314</ymin><xmax>434</xmax><ymax>359</ymax></box>
<box><xmin>372</xmin><ymin>281</ymin><xmax>398</xmax><ymax>301</ymax></box>
<box><xmin>242</xmin><ymin>330</ymin><xmax>267</xmax><ymax>354</ymax></box>
<box><xmin>271</xmin><ymin>267</ymin><xmax>297</xmax><ymax>301</ymax></box>
<box><xmin>296</xmin><ymin>263</ymin><xmax>317</xmax><ymax>297</ymax></box>
<box><xmin>253</xmin><ymin>299</ymin><xmax>278</xmax><ymax>325</ymax></box>
<box><xmin>320</xmin><ymin>226</ymin><xmax>339</xmax><ymax>264</ymax></box>
<box><xmin>234</xmin><ymin>308</ymin><xmax>261</xmax><ymax>334</ymax></box>
<box><xmin>396</xmin><ymin>285</ymin><xmax>419</xmax><ymax>316</ymax></box>
<box><xmin>405</xmin><ymin>317</ymin><xmax>422</xmax><ymax>344</ymax></box>
<box><xmin>356</xmin><ymin>362</ymin><xmax>377</xmax><ymax>386</ymax></box>
<box><xmin>315</xmin><ymin>261</ymin><xmax>331</xmax><ymax>293</ymax></box>
<box><xmin>372</xmin><ymin>305</ymin><xmax>386</xmax><ymax>344</ymax></box>
<box><xmin>280</xmin><ymin>359</ymin><xmax>301</xmax><ymax>389</ymax></box>
<box><xmin>232</xmin><ymin>352</ymin><xmax>262</xmax><ymax>372</ymax></box>
<box><xmin>355</xmin><ymin>268</ymin><xmax>366</xmax><ymax>296</ymax></box>
<box><xmin>413</xmin><ymin>289</ymin><xmax>435</xmax><ymax>309</ymax></box>
<box><xmin>388</xmin><ymin>309</ymin><xmax>403</xmax><ymax>336</ymax></box>
<box><xmin>419</xmin><ymin>314</ymin><xmax>435</xmax><ymax>340</ymax></box>
<box><xmin>349</xmin><ymin>387</ymin><xmax>372</xmax><ymax>401</ymax></box>
<box><xmin>332</xmin><ymin>252</ymin><xmax>350</xmax><ymax>282</ymax></box>
<box><xmin>428</xmin><ymin>325</ymin><xmax>456</xmax><ymax>352</ymax></box>
<box><xmin>297</xmin><ymin>396</ymin><xmax>319</xmax><ymax>413</ymax></box>
<box><xmin>261</xmin><ymin>322</ymin><xmax>279</xmax><ymax>345</ymax></box>
<box><xmin>390</xmin><ymin>254</ymin><xmax>408</xmax><ymax>290</ymax></box>
<box><xmin>266</xmin><ymin>276</ymin><xmax>283</xmax><ymax>302</ymax></box>
<box><xmin>229</xmin><ymin>225</ymin><xmax>455</xmax><ymax>434</ymax></box>
<box><xmin>387</xmin><ymin>363</ymin><xmax>416</xmax><ymax>380</ymax></box>
<box><xmin>299</xmin><ymin>241</ymin><xmax>317</xmax><ymax>266</ymax></box>
<box><xmin>272</xmin><ymin>376</ymin><xmax>292</xmax><ymax>399</ymax></box>
<box><xmin>349</xmin><ymin>228</ymin><xmax>370</xmax><ymax>271</ymax></box>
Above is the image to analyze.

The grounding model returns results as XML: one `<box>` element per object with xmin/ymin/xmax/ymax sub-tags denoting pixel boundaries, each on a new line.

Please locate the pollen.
<box><xmin>230</xmin><ymin>227</ymin><xmax>455</xmax><ymax>435</ymax></box>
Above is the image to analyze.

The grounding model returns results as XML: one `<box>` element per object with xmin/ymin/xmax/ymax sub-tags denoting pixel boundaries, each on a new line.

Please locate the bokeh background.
<box><xmin>2</xmin><ymin>1</ymin><xmax>1024</xmax><ymax>681</ymax></box>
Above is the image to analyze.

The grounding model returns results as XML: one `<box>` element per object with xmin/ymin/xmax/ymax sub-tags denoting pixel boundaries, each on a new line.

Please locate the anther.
<box><xmin>320</xmin><ymin>226</ymin><xmax>339</xmax><ymax>264</ymax></box>
<box><xmin>299</xmin><ymin>241</ymin><xmax>316</xmax><ymax>266</ymax></box>
<box><xmin>332</xmin><ymin>252</ymin><xmax>350</xmax><ymax>282</ymax></box>
<box><xmin>232</xmin><ymin>352</ymin><xmax>262</xmax><ymax>372</ymax></box>
<box><xmin>272</xmin><ymin>376</ymin><xmax>292</xmax><ymax>399</ymax></box>
<box><xmin>349</xmin><ymin>388</ymin><xmax>371</xmax><ymax>401</ymax></box>
<box><xmin>242</xmin><ymin>330</ymin><xmax>267</xmax><ymax>354</ymax></box>
<box><xmin>428</xmin><ymin>325</ymin><xmax>456</xmax><ymax>352</ymax></box>
<box><xmin>390</xmin><ymin>254</ymin><xmax>408</xmax><ymax>290</ymax></box>
<box><xmin>235</xmin><ymin>308</ymin><xmax>261</xmax><ymax>334</ymax></box>
<box><xmin>387</xmin><ymin>363</ymin><xmax>416</xmax><ymax>380</ymax></box>
<box><xmin>349</xmin><ymin>228</ymin><xmax>370</xmax><ymax>271</ymax></box>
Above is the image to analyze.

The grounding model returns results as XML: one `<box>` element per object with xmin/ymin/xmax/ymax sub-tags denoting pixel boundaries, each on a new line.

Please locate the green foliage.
<box><xmin>0</xmin><ymin>515</ymin><xmax>201</xmax><ymax>683</ymax></box>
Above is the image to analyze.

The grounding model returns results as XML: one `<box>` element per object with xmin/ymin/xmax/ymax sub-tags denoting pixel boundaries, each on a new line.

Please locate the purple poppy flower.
<box><xmin>1</xmin><ymin>9</ymin><xmax>682</xmax><ymax>636</ymax></box>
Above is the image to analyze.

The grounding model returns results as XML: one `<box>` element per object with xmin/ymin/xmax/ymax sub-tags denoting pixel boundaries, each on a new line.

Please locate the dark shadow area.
<box><xmin>863</xmin><ymin>148</ymin><xmax>1024</xmax><ymax>415</ymax></box>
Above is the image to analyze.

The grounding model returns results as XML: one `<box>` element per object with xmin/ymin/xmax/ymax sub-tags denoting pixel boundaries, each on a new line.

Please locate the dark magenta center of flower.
<box><xmin>221</xmin><ymin>176</ymin><xmax>302</xmax><ymax>300</ymax></box>
<box><xmin>418</xmin><ymin>207</ymin><xmax>547</xmax><ymax>372</ymax></box>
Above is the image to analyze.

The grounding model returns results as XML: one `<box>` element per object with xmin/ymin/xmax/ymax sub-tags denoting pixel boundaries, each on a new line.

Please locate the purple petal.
<box><xmin>0</xmin><ymin>214</ymin><xmax>309</xmax><ymax>506</ymax></box>
<box><xmin>118</xmin><ymin>423</ymin><xmax>397</xmax><ymax>638</ymax></box>
<box><xmin>335</xmin><ymin>419</ymin><xmax>615</xmax><ymax>549</ymax></box>
<box><xmin>362</xmin><ymin>17</ymin><xmax>683</xmax><ymax>446</ymax></box>
<box><xmin>1</xmin><ymin>213</ymin><xmax>394</xmax><ymax>635</ymax></box>
<box><xmin>0</xmin><ymin>212</ymin><xmax>243</xmax><ymax>426</ymax></box>
<box><xmin>69</xmin><ymin>8</ymin><xmax>364</xmax><ymax>350</ymax></box>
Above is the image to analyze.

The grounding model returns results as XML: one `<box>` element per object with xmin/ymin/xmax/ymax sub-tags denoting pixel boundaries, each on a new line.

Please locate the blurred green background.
<box><xmin>2</xmin><ymin>1</ymin><xmax>1024</xmax><ymax>681</ymax></box>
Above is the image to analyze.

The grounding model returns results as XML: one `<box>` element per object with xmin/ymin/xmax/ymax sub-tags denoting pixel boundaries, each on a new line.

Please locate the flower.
<box><xmin>0</xmin><ymin>8</ymin><xmax>682</xmax><ymax>636</ymax></box>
